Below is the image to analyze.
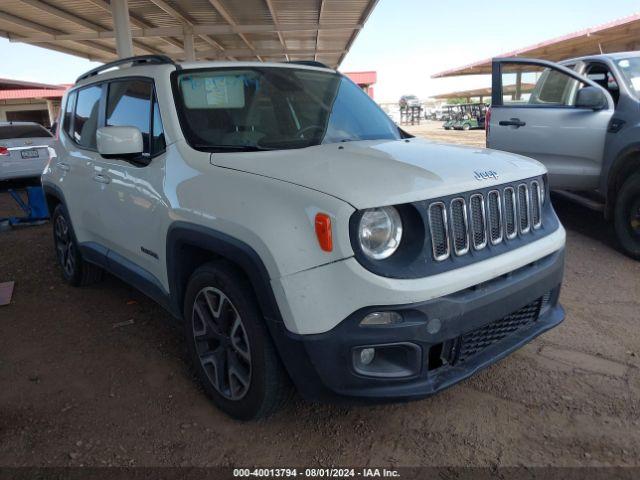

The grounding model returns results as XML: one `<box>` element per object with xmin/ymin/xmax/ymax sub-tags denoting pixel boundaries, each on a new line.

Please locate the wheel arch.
<box><xmin>41</xmin><ymin>182</ymin><xmax>66</xmax><ymax>215</ymax></box>
<box><xmin>166</xmin><ymin>222</ymin><xmax>282</xmax><ymax>325</ymax></box>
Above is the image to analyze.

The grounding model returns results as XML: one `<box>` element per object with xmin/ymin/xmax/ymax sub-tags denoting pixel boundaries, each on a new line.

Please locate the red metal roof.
<box><xmin>345</xmin><ymin>71</ymin><xmax>377</xmax><ymax>85</ymax></box>
<box><xmin>0</xmin><ymin>88</ymin><xmax>67</xmax><ymax>100</ymax></box>
<box><xmin>432</xmin><ymin>13</ymin><xmax>640</xmax><ymax>78</ymax></box>
<box><xmin>0</xmin><ymin>77</ymin><xmax>66</xmax><ymax>90</ymax></box>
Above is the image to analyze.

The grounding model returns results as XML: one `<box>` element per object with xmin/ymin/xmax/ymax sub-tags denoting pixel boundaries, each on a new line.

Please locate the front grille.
<box><xmin>531</xmin><ymin>181</ymin><xmax>542</xmax><ymax>229</ymax></box>
<box><xmin>456</xmin><ymin>297</ymin><xmax>543</xmax><ymax>364</ymax></box>
<box><xmin>503</xmin><ymin>187</ymin><xmax>517</xmax><ymax>239</ymax></box>
<box><xmin>426</xmin><ymin>178</ymin><xmax>543</xmax><ymax>261</ymax></box>
<box><xmin>469</xmin><ymin>194</ymin><xmax>487</xmax><ymax>250</ymax></box>
<box><xmin>428</xmin><ymin>202</ymin><xmax>450</xmax><ymax>261</ymax></box>
<box><xmin>450</xmin><ymin>198</ymin><xmax>469</xmax><ymax>255</ymax></box>
<box><xmin>487</xmin><ymin>190</ymin><xmax>503</xmax><ymax>244</ymax></box>
<box><xmin>517</xmin><ymin>183</ymin><xmax>530</xmax><ymax>234</ymax></box>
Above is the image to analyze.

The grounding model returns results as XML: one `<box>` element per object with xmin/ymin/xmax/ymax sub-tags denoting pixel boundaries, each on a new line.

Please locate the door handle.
<box><xmin>499</xmin><ymin>118</ymin><xmax>526</xmax><ymax>128</ymax></box>
<box><xmin>57</xmin><ymin>162</ymin><xmax>70</xmax><ymax>172</ymax></box>
<box><xmin>93</xmin><ymin>173</ymin><xmax>111</xmax><ymax>184</ymax></box>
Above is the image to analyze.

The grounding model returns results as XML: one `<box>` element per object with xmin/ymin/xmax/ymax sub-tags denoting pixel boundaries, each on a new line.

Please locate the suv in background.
<box><xmin>488</xmin><ymin>52</ymin><xmax>640</xmax><ymax>259</ymax></box>
<box><xmin>399</xmin><ymin>94</ymin><xmax>420</xmax><ymax>109</ymax></box>
<box><xmin>43</xmin><ymin>55</ymin><xmax>566</xmax><ymax>420</ymax></box>
<box><xmin>0</xmin><ymin>122</ymin><xmax>53</xmax><ymax>181</ymax></box>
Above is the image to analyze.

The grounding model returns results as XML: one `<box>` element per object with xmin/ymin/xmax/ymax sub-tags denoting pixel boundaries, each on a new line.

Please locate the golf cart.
<box><xmin>453</xmin><ymin>103</ymin><xmax>488</xmax><ymax>130</ymax></box>
<box><xmin>442</xmin><ymin>105</ymin><xmax>462</xmax><ymax>129</ymax></box>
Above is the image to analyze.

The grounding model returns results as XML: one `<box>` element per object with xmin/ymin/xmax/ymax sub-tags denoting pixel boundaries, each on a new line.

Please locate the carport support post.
<box><xmin>110</xmin><ymin>0</ymin><xmax>134</xmax><ymax>59</ymax></box>
<box><xmin>45</xmin><ymin>100</ymin><xmax>57</xmax><ymax>126</ymax></box>
<box><xmin>183</xmin><ymin>29</ymin><xmax>195</xmax><ymax>62</ymax></box>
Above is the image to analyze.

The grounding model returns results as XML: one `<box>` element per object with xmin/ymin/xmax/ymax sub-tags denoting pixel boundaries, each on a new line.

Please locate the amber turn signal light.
<box><xmin>314</xmin><ymin>213</ymin><xmax>333</xmax><ymax>252</ymax></box>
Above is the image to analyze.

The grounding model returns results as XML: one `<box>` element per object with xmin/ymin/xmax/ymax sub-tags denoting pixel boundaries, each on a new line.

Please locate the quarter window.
<box><xmin>63</xmin><ymin>90</ymin><xmax>77</xmax><ymax>137</ymax></box>
<box><xmin>151</xmin><ymin>97</ymin><xmax>166</xmax><ymax>154</ymax></box>
<box><xmin>73</xmin><ymin>85</ymin><xmax>102</xmax><ymax>149</ymax></box>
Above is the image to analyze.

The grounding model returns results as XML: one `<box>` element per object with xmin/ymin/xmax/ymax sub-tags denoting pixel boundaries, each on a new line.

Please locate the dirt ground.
<box><xmin>1</xmin><ymin>122</ymin><xmax>639</xmax><ymax>468</ymax></box>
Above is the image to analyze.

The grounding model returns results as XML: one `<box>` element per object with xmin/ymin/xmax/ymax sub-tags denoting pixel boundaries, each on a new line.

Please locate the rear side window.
<box><xmin>73</xmin><ymin>85</ymin><xmax>102</xmax><ymax>149</ymax></box>
<box><xmin>0</xmin><ymin>124</ymin><xmax>52</xmax><ymax>140</ymax></box>
<box><xmin>534</xmin><ymin>69</ymin><xmax>581</xmax><ymax>105</ymax></box>
<box><xmin>499</xmin><ymin>63</ymin><xmax>584</xmax><ymax>106</ymax></box>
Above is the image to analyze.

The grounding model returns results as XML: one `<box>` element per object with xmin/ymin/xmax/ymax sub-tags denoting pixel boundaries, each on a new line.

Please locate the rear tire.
<box><xmin>183</xmin><ymin>261</ymin><xmax>292</xmax><ymax>420</ymax></box>
<box><xmin>52</xmin><ymin>204</ymin><xmax>103</xmax><ymax>286</ymax></box>
<box><xmin>614</xmin><ymin>172</ymin><xmax>640</xmax><ymax>260</ymax></box>
<box><xmin>462</xmin><ymin>123</ymin><xmax>471</xmax><ymax>131</ymax></box>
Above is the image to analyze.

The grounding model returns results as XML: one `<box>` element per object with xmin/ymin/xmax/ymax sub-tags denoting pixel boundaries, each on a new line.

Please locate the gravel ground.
<box><xmin>1</xmin><ymin>124</ymin><xmax>639</xmax><ymax>468</ymax></box>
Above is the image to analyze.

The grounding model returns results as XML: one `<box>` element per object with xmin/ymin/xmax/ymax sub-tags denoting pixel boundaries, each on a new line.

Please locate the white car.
<box><xmin>0</xmin><ymin>122</ymin><xmax>53</xmax><ymax>181</ymax></box>
<box><xmin>42</xmin><ymin>55</ymin><xmax>566</xmax><ymax>420</ymax></box>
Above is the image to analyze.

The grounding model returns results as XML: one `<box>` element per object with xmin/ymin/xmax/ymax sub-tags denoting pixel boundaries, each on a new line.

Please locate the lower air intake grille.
<box><xmin>456</xmin><ymin>297</ymin><xmax>543</xmax><ymax>364</ymax></box>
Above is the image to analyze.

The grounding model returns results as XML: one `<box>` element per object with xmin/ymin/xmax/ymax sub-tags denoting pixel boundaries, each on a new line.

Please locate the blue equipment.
<box><xmin>0</xmin><ymin>186</ymin><xmax>50</xmax><ymax>227</ymax></box>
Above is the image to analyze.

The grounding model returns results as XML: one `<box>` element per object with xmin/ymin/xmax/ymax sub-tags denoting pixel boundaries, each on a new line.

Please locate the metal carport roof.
<box><xmin>0</xmin><ymin>0</ymin><xmax>379</xmax><ymax>68</ymax></box>
<box><xmin>432</xmin><ymin>13</ymin><xmax>640</xmax><ymax>78</ymax></box>
<box><xmin>431</xmin><ymin>83</ymin><xmax>536</xmax><ymax>101</ymax></box>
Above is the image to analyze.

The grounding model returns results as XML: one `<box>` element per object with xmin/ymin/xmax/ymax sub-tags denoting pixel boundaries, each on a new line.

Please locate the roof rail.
<box><xmin>76</xmin><ymin>55</ymin><xmax>179</xmax><ymax>83</ymax></box>
<box><xmin>286</xmin><ymin>60</ymin><xmax>331</xmax><ymax>69</ymax></box>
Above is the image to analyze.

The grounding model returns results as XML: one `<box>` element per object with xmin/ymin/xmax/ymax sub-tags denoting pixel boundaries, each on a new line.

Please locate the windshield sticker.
<box><xmin>181</xmin><ymin>74</ymin><xmax>245</xmax><ymax>109</ymax></box>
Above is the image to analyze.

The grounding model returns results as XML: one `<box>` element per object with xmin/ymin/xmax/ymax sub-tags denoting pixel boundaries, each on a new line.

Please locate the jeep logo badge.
<box><xmin>474</xmin><ymin>170</ymin><xmax>498</xmax><ymax>181</ymax></box>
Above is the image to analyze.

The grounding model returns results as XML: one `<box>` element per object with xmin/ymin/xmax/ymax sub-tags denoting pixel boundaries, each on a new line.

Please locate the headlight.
<box><xmin>358</xmin><ymin>206</ymin><xmax>403</xmax><ymax>260</ymax></box>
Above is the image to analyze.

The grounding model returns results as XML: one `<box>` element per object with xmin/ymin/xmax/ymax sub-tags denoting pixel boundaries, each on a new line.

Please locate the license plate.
<box><xmin>20</xmin><ymin>149</ymin><xmax>39</xmax><ymax>159</ymax></box>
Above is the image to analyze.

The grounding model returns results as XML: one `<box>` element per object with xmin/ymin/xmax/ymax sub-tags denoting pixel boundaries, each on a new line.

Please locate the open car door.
<box><xmin>487</xmin><ymin>58</ymin><xmax>614</xmax><ymax>191</ymax></box>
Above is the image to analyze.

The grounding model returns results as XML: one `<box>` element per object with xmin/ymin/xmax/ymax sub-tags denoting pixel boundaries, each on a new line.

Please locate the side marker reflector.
<box><xmin>314</xmin><ymin>213</ymin><xmax>333</xmax><ymax>252</ymax></box>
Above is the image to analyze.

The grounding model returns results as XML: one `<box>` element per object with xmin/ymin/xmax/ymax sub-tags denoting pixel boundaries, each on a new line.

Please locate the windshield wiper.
<box><xmin>194</xmin><ymin>144</ymin><xmax>273</xmax><ymax>152</ymax></box>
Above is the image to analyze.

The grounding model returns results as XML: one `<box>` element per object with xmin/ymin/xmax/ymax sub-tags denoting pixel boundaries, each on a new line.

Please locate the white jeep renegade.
<box><xmin>43</xmin><ymin>55</ymin><xmax>566</xmax><ymax>420</ymax></box>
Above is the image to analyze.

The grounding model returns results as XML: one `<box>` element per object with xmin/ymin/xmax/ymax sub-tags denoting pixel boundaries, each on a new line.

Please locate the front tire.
<box><xmin>52</xmin><ymin>204</ymin><xmax>103</xmax><ymax>286</ymax></box>
<box><xmin>614</xmin><ymin>173</ymin><xmax>640</xmax><ymax>260</ymax></box>
<box><xmin>183</xmin><ymin>261</ymin><xmax>292</xmax><ymax>420</ymax></box>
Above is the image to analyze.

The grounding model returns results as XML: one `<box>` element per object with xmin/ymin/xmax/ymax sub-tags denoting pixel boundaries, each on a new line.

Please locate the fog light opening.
<box><xmin>352</xmin><ymin>343</ymin><xmax>421</xmax><ymax>378</ymax></box>
<box><xmin>360</xmin><ymin>348</ymin><xmax>375</xmax><ymax>365</ymax></box>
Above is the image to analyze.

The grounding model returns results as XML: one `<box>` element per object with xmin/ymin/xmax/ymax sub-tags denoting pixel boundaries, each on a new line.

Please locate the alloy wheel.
<box><xmin>54</xmin><ymin>214</ymin><xmax>75</xmax><ymax>278</ymax></box>
<box><xmin>192</xmin><ymin>287</ymin><xmax>252</xmax><ymax>400</ymax></box>
<box><xmin>630</xmin><ymin>197</ymin><xmax>640</xmax><ymax>238</ymax></box>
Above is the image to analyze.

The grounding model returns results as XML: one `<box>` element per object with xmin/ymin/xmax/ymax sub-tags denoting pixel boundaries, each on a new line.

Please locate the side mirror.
<box><xmin>575</xmin><ymin>86</ymin><xmax>608</xmax><ymax>110</ymax></box>
<box><xmin>96</xmin><ymin>126</ymin><xmax>143</xmax><ymax>157</ymax></box>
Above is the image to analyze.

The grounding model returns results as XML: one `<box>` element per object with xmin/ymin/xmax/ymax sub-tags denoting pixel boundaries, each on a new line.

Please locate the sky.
<box><xmin>1</xmin><ymin>0</ymin><xmax>639</xmax><ymax>102</ymax></box>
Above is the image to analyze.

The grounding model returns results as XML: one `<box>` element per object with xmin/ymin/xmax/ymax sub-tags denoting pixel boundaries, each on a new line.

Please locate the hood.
<box><xmin>209</xmin><ymin>138</ymin><xmax>546</xmax><ymax>209</ymax></box>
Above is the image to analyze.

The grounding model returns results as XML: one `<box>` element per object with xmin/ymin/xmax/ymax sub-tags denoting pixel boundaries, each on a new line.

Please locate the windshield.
<box><xmin>173</xmin><ymin>67</ymin><xmax>401</xmax><ymax>151</ymax></box>
<box><xmin>616</xmin><ymin>56</ymin><xmax>640</xmax><ymax>98</ymax></box>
